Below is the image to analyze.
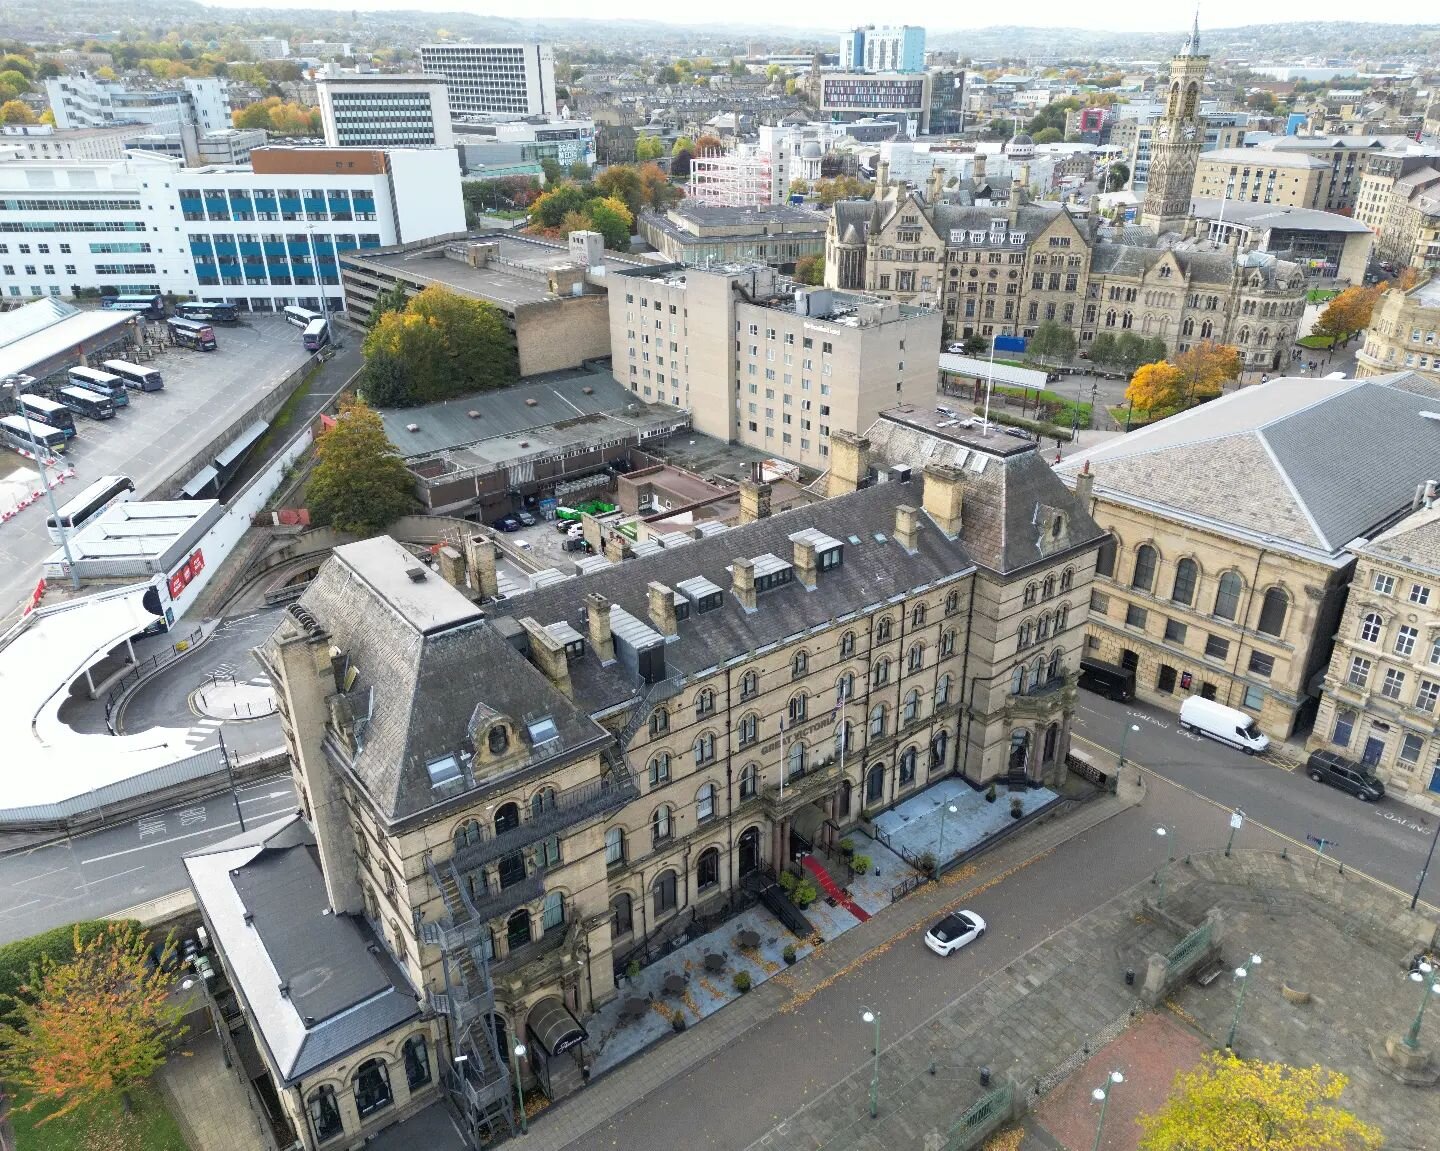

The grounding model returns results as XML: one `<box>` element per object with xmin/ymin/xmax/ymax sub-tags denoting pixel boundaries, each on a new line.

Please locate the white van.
<box><xmin>1179</xmin><ymin>696</ymin><xmax>1270</xmax><ymax>755</ymax></box>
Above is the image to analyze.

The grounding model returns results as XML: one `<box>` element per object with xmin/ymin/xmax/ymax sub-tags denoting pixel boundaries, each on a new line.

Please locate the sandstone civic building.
<box><xmin>186</xmin><ymin>433</ymin><xmax>1101</xmax><ymax>1149</ymax></box>
<box><xmin>1057</xmin><ymin>371</ymin><xmax>1440</xmax><ymax>743</ymax></box>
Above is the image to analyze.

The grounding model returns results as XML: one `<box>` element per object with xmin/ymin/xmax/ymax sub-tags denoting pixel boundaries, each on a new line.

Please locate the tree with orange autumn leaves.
<box><xmin>0</xmin><ymin>922</ymin><xmax>184</xmax><ymax>1121</ymax></box>
<box><xmin>1126</xmin><ymin>341</ymin><xmax>1241</xmax><ymax>415</ymax></box>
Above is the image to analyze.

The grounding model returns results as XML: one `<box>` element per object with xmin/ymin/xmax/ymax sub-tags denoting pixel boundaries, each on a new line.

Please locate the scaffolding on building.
<box><xmin>688</xmin><ymin>150</ymin><xmax>774</xmax><ymax>207</ymax></box>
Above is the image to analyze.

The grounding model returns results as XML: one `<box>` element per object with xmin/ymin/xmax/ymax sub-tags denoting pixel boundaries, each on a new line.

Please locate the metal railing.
<box><xmin>617</xmin><ymin>674</ymin><xmax>687</xmax><ymax>748</ymax></box>
<box><xmin>944</xmin><ymin>1082</ymin><xmax>1014</xmax><ymax>1151</ymax></box>
<box><xmin>1166</xmin><ymin>921</ymin><xmax>1213</xmax><ymax>973</ymax></box>
<box><xmin>103</xmin><ymin>624</ymin><xmax>205</xmax><ymax>728</ymax></box>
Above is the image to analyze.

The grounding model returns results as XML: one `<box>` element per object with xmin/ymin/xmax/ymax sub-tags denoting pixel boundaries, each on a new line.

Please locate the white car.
<box><xmin>946</xmin><ymin>342</ymin><xmax>965</xmax><ymax>353</ymax></box>
<box><xmin>924</xmin><ymin>910</ymin><xmax>987</xmax><ymax>957</ymax></box>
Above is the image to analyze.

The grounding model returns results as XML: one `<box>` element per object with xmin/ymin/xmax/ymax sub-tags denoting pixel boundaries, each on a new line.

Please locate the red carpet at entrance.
<box><xmin>801</xmin><ymin>855</ymin><xmax>871</xmax><ymax>922</ymax></box>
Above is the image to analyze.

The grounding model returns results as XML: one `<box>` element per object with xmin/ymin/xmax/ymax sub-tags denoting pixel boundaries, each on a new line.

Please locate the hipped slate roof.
<box><xmin>1056</xmin><ymin>372</ymin><xmax>1440</xmax><ymax>561</ymax></box>
<box><xmin>1362</xmin><ymin>502</ymin><xmax>1440</xmax><ymax>576</ymax></box>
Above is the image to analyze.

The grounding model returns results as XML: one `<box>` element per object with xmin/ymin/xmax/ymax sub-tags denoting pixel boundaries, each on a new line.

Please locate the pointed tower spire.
<box><xmin>1182</xmin><ymin>9</ymin><xmax>1201</xmax><ymax>56</ymax></box>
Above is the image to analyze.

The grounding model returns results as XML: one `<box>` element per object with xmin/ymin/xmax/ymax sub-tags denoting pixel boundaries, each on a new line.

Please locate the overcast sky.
<box><xmin>203</xmin><ymin>0</ymin><xmax>1412</xmax><ymax>35</ymax></box>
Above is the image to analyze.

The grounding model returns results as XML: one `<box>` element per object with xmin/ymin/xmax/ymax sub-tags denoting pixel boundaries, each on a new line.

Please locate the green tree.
<box><xmin>961</xmin><ymin>334</ymin><xmax>989</xmax><ymax>355</ymax></box>
<box><xmin>1030</xmin><ymin>320</ymin><xmax>1075</xmax><ymax>363</ymax></box>
<box><xmin>367</xmin><ymin>282</ymin><xmax>410</xmax><ymax>329</ymax></box>
<box><xmin>672</xmin><ymin>135</ymin><xmax>694</xmax><ymax>155</ymax></box>
<box><xmin>634</xmin><ymin>134</ymin><xmax>665</xmax><ymax>162</ymax></box>
<box><xmin>0</xmin><ymin>922</ymin><xmax>184</xmax><ymax>1122</ymax></box>
<box><xmin>1033</xmin><ymin>127</ymin><xmax>1063</xmax><ymax>144</ymax></box>
<box><xmin>307</xmin><ymin>398</ymin><xmax>416</xmax><ymax>534</ymax></box>
<box><xmin>0</xmin><ymin>69</ymin><xmax>31</xmax><ymax>95</ymax></box>
<box><xmin>0</xmin><ymin>99</ymin><xmax>36</xmax><ymax>124</ymax></box>
<box><xmin>407</xmin><ymin>286</ymin><xmax>516</xmax><ymax>394</ymax></box>
<box><xmin>671</xmin><ymin>148</ymin><xmax>693</xmax><ymax>179</ymax></box>
<box><xmin>539</xmin><ymin>155</ymin><xmax>565</xmax><ymax>186</ymax></box>
<box><xmin>530</xmin><ymin>182</ymin><xmax>590</xmax><ymax>229</ymax></box>
<box><xmin>355</xmin><ymin>349</ymin><xmax>411</xmax><ymax>407</ymax></box>
<box><xmin>0</xmin><ymin>55</ymin><xmax>36</xmax><ymax>80</ymax></box>
<box><xmin>568</xmin><ymin>160</ymin><xmax>590</xmax><ymax>180</ymax></box>
<box><xmin>987</xmin><ymin>118</ymin><xmax>1015</xmax><ymax>139</ymax></box>
<box><xmin>655</xmin><ymin>64</ymin><xmax>679</xmax><ymax>84</ymax></box>
<box><xmin>1089</xmin><ymin>331</ymin><xmax>1117</xmax><ymax>365</ymax></box>
<box><xmin>1113</xmin><ymin>332</ymin><xmax>1150</xmax><ymax>375</ymax></box>
<box><xmin>1139</xmin><ymin>1053</ymin><xmax>1381</xmax><ymax>1151</ymax></box>
<box><xmin>594</xmin><ymin>165</ymin><xmax>643</xmax><ymax>216</ymax></box>
<box><xmin>815</xmin><ymin>175</ymin><xmax>872</xmax><ymax>205</ymax></box>
<box><xmin>585</xmin><ymin>196</ymin><xmax>634</xmax><ymax>249</ymax></box>
<box><xmin>794</xmin><ymin>254</ymin><xmax>825</xmax><ymax>285</ymax></box>
<box><xmin>729</xmin><ymin>58</ymin><xmax>747</xmax><ymax>77</ymax></box>
<box><xmin>1105</xmin><ymin>161</ymin><xmax>1130</xmax><ymax>192</ymax></box>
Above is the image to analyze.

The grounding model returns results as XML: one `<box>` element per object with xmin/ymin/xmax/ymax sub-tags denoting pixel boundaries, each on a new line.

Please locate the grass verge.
<box><xmin>1296</xmin><ymin>334</ymin><xmax>1338</xmax><ymax>349</ymax></box>
<box><xmin>4</xmin><ymin>1081</ymin><xmax>188</xmax><ymax>1151</ymax></box>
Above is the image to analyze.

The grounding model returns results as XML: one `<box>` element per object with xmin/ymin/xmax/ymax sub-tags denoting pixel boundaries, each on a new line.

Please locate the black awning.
<box><xmin>527</xmin><ymin>996</ymin><xmax>588</xmax><ymax>1058</ymax></box>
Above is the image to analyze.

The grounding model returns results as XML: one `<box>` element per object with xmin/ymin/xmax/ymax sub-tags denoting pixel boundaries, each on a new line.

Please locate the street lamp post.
<box><xmin>1412</xmin><ymin>817</ymin><xmax>1440</xmax><ymax>910</ymax></box>
<box><xmin>937</xmin><ymin>802</ymin><xmax>959</xmax><ymax>859</ymax></box>
<box><xmin>511</xmin><ymin>1042</ymin><xmax>528</xmax><ymax>1133</ymax></box>
<box><xmin>1224</xmin><ymin>954</ymin><xmax>1262</xmax><ymax>1050</ymax></box>
<box><xmin>1404</xmin><ymin>962</ymin><xmax>1440</xmax><ymax>1050</ymax></box>
<box><xmin>1090</xmin><ymin>1070</ymin><xmax>1123</xmax><ymax>1151</ymax></box>
<box><xmin>4</xmin><ymin>373</ymin><xmax>80</xmax><ymax>590</ymax></box>
<box><xmin>1225</xmin><ymin>809</ymin><xmax>1244</xmax><ymax>858</ymax></box>
<box><xmin>1117</xmin><ymin>723</ymin><xmax>1140</xmax><ymax>782</ymax></box>
<box><xmin>1154</xmin><ymin>825</ymin><xmax>1175</xmax><ymax>907</ymax></box>
<box><xmin>861</xmin><ymin>1008</ymin><xmax>879</xmax><ymax>1118</ymax></box>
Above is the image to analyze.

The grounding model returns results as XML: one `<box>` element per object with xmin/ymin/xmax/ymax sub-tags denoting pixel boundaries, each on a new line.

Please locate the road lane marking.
<box><xmin>81</xmin><ymin>819</ymin><xmax>246</xmax><ymax>864</ymax></box>
<box><xmin>78</xmin><ymin>865</ymin><xmax>145</xmax><ymax>888</ymax></box>
<box><xmin>13</xmin><ymin>865</ymin><xmax>69</xmax><ymax>885</ymax></box>
<box><xmin>0</xmin><ymin>899</ymin><xmax>41</xmax><ymax>916</ymax></box>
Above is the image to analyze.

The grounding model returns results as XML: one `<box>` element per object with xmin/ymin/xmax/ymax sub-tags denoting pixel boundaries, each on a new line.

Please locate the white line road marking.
<box><xmin>138</xmin><ymin>817</ymin><xmax>167</xmax><ymax>839</ymax></box>
<box><xmin>179</xmin><ymin>807</ymin><xmax>208</xmax><ymax>827</ymax></box>
<box><xmin>238</xmin><ymin>790</ymin><xmax>293</xmax><ymax>805</ymax></box>
<box><xmin>81</xmin><ymin>819</ymin><xmax>248</xmax><ymax>864</ymax></box>
<box><xmin>13</xmin><ymin>865</ymin><xmax>69</xmax><ymax>885</ymax></box>
<box><xmin>0</xmin><ymin>899</ymin><xmax>42</xmax><ymax>916</ymax></box>
<box><xmin>79</xmin><ymin>864</ymin><xmax>145</xmax><ymax>888</ymax></box>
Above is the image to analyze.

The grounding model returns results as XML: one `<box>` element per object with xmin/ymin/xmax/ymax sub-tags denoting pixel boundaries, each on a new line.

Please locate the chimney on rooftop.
<box><xmin>732</xmin><ymin>557</ymin><xmax>757</xmax><ymax>613</ymax></box>
<box><xmin>922</xmin><ymin>465</ymin><xmax>964</xmax><ymax>538</ymax></box>
<box><xmin>1074</xmin><ymin>459</ymin><xmax>1094</xmax><ymax>507</ymax></box>
<box><xmin>827</xmin><ymin>430</ymin><xmax>871</xmax><ymax>498</ymax></box>
<box><xmin>647</xmin><ymin>581</ymin><xmax>678</xmax><ymax>635</ymax></box>
<box><xmin>437</xmin><ymin>544</ymin><xmax>465</xmax><ymax>589</ymax></box>
<box><xmin>792</xmin><ymin>537</ymin><xmax>818</xmax><ymax>589</ymax></box>
<box><xmin>519</xmin><ymin>617</ymin><xmax>573</xmax><ymax>698</ymax></box>
<box><xmin>927</xmin><ymin>165</ymin><xmax>944</xmax><ymax>204</ymax></box>
<box><xmin>585</xmin><ymin>591</ymin><xmax>616</xmax><ymax>665</ymax></box>
<box><xmin>464</xmin><ymin>534</ymin><xmax>499</xmax><ymax>599</ymax></box>
<box><xmin>894</xmin><ymin>504</ymin><xmax>920</xmax><ymax>553</ymax></box>
<box><xmin>738</xmin><ymin>479</ymin><xmax>772</xmax><ymax>524</ymax></box>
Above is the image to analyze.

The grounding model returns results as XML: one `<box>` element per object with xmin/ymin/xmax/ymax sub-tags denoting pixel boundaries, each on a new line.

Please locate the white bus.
<box><xmin>302</xmin><ymin>318</ymin><xmax>330</xmax><ymax>351</ymax></box>
<box><xmin>101</xmin><ymin>360</ymin><xmax>164</xmax><ymax>393</ymax></box>
<box><xmin>283</xmin><ymin>305</ymin><xmax>324</xmax><ymax>329</ymax></box>
<box><xmin>46</xmin><ymin>474</ymin><xmax>135</xmax><ymax>543</ymax></box>
<box><xmin>57</xmin><ymin>386</ymin><xmax>116</xmax><ymax>421</ymax></box>
<box><xmin>0</xmin><ymin>414</ymin><xmax>69</xmax><ymax>456</ymax></box>
<box><xmin>17</xmin><ymin>394</ymin><xmax>77</xmax><ymax>438</ymax></box>
<box><xmin>68</xmin><ymin>366</ymin><xmax>130</xmax><ymax>408</ymax></box>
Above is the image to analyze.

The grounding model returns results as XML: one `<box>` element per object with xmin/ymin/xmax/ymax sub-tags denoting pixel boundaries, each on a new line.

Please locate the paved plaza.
<box><xmin>871</xmin><ymin>777</ymin><xmax>1060</xmax><ymax>866</ymax></box>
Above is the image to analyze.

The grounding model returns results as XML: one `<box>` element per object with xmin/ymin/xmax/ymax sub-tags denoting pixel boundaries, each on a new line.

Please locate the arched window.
<box><xmin>697</xmin><ymin>846</ymin><xmax>720</xmax><ymax>890</ymax></box>
<box><xmin>908</xmin><ymin>643</ymin><xmax>925</xmax><ymax>672</ymax></box>
<box><xmin>648</xmin><ymin>753</ymin><xmax>671</xmax><ymax>787</ymax></box>
<box><xmin>1214</xmin><ymin>571</ymin><xmax>1243</xmax><ymax>620</ymax></box>
<box><xmin>792</xmin><ymin>650</ymin><xmax>809</xmax><ymax>679</ymax></box>
<box><xmin>605</xmin><ymin>827</ymin><xmax>625</xmax><ymax>867</ymax></box>
<box><xmin>1048</xmin><ymin>648</ymin><xmax>1063</xmax><ymax>682</ymax></box>
<box><xmin>833</xmin><ymin>721</ymin><xmax>852</xmax><ymax>760</ymax></box>
<box><xmin>530</xmin><ymin>787</ymin><xmax>556</xmax><ymax>818</ymax></box>
<box><xmin>1060</xmin><ymin>567</ymin><xmax>1074</xmax><ymax>592</ymax></box>
<box><xmin>649</xmin><ymin>707</ymin><xmax>669</xmax><ymax>736</ymax></box>
<box><xmin>695</xmin><ymin>688</ymin><xmax>716</xmax><ymax>718</ymax></box>
<box><xmin>787</xmin><ymin>740</ymin><xmax>806</xmax><ymax>778</ymax></box>
<box><xmin>898</xmin><ymin>746</ymin><xmax>917</xmax><ymax>785</ymax></box>
<box><xmin>695</xmin><ymin>782</ymin><xmax>716</xmax><ymax>821</ymax></box>
<box><xmin>936</xmin><ymin>674</ymin><xmax>952</xmax><ymax>706</ymax></box>
<box><xmin>788</xmin><ymin>693</ymin><xmax>808</xmax><ymax>722</ymax></box>
<box><xmin>865</xmin><ymin>763</ymin><xmax>885</xmax><ymax>805</ymax></box>
<box><xmin>869</xmin><ymin>704</ymin><xmax>887</xmax><ymax>738</ymax></box>
<box><xmin>1037</xmin><ymin>613</ymin><xmax>1051</xmax><ymax>641</ymax></box>
<box><xmin>1042</xmin><ymin>574</ymin><xmax>1056</xmax><ymax>600</ymax></box>
<box><xmin>488</xmin><ymin>725</ymin><xmax>509</xmax><ymax>755</ymax></box>
<box><xmin>940</xmin><ymin>628</ymin><xmax>956</xmax><ymax>657</ymax></box>
<box><xmin>1011</xmin><ymin>665</ymin><xmax>1026</xmax><ymax>695</ymax></box>
<box><xmin>836</xmin><ymin>671</ymin><xmax>856</xmax><ymax>701</ymax></box>
<box><xmin>911</xmin><ymin>603</ymin><xmax>927</xmax><ymax>628</ymax></box>
<box><xmin>946</xmin><ymin>590</ymin><xmax>960</xmax><ymax>615</ymax></box>
<box><xmin>611</xmin><ymin>892</ymin><xmax>633</xmax><ymax>936</ymax></box>
<box><xmin>1095</xmin><ymin>535</ymin><xmax>1117</xmax><ymax>578</ymax></box>
<box><xmin>738</xmin><ymin>712</ymin><xmax>758</xmax><ymax>746</ymax></box>
<box><xmin>1131</xmin><ymin>544</ymin><xmax>1158</xmax><ymax>592</ymax></box>
<box><xmin>506</xmin><ymin>909</ymin><xmax>531</xmax><ymax>950</ymax></box>
<box><xmin>1023</xmin><ymin>582</ymin><xmax>1038</xmax><ymax>606</ymax></box>
<box><xmin>840</xmin><ymin>630</ymin><xmax>856</xmax><ymax>657</ymax></box>
<box><xmin>1257</xmin><ymin>587</ymin><xmax>1289</xmax><ymax>636</ymax></box>
<box><xmin>740</xmin><ymin>670</ymin><xmax>759</xmax><ymax>699</ymax></box>
<box><xmin>1056</xmin><ymin>603</ymin><xmax>1070</xmax><ymax>632</ymax></box>
<box><xmin>1029</xmin><ymin>658</ymin><xmax>1044</xmax><ymax>690</ymax></box>
<box><xmin>903</xmin><ymin>689</ymin><xmax>920</xmax><ymax>724</ymax></box>
<box><xmin>739</xmin><ymin>763</ymin><xmax>759</xmax><ymax>798</ymax></box>
<box><xmin>693</xmin><ymin>732</ymin><xmax>716</xmax><ymax>765</ymax></box>
<box><xmin>1171</xmin><ymin>557</ymin><xmax>1199</xmax><ymax>605</ymax></box>
<box><xmin>1360</xmin><ymin>612</ymin><xmax>1383</xmax><ymax>644</ymax></box>
<box><xmin>453</xmin><ymin>819</ymin><xmax>481</xmax><ymax>852</ymax></box>
<box><xmin>652</xmin><ymin>805</ymin><xmax>673</xmax><ymax>845</ymax></box>
<box><xmin>494</xmin><ymin>802</ymin><xmax>519</xmax><ymax>835</ymax></box>
<box><xmin>542</xmin><ymin>890</ymin><xmax>565</xmax><ymax>933</ymax></box>
<box><xmin>876</xmin><ymin>616</ymin><xmax>893</xmax><ymax>642</ymax></box>
<box><xmin>1018</xmin><ymin>619</ymin><xmax>1033</xmax><ymax>649</ymax></box>
<box><xmin>403</xmin><ymin>1034</ymin><xmax>431</xmax><ymax>1089</ymax></box>
<box><xmin>930</xmin><ymin>731</ymin><xmax>949</xmax><ymax>770</ymax></box>
<box><xmin>308</xmin><ymin>1085</ymin><xmax>343</xmax><ymax>1143</ymax></box>
<box><xmin>653</xmin><ymin>869</ymin><xmax>677</xmax><ymax>915</ymax></box>
<box><xmin>874</xmin><ymin>657</ymin><xmax>891</xmax><ymax>686</ymax></box>
<box><xmin>354</xmin><ymin>1058</ymin><xmax>393</xmax><ymax>1117</ymax></box>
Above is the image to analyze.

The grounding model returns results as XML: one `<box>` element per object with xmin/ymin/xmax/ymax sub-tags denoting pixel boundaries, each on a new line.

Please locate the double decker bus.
<box><xmin>100</xmin><ymin>360</ymin><xmax>164</xmax><ymax>392</ymax></box>
<box><xmin>0</xmin><ymin>414</ymin><xmax>68</xmax><ymax>456</ymax></box>
<box><xmin>45</xmin><ymin>475</ymin><xmax>135</xmax><ymax>543</ymax></box>
<box><xmin>302</xmin><ymin>318</ymin><xmax>330</xmax><ymax>351</ymax></box>
<box><xmin>68</xmin><ymin>366</ymin><xmax>130</xmax><ymax>408</ymax></box>
<box><xmin>166</xmin><ymin>317</ymin><xmax>217</xmax><ymax>351</ymax></box>
<box><xmin>101</xmin><ymin>293</ymin><xmax>166</xmax><ymax>319</ymax></box>
<box><xmin>283</xmin><ymin>304</ymin><xmax>324</xmax><ymax>329</ymax></box>
<box><xmin>175</xmin><ymin>301</ymin><xmax>238</xmax><ymax>324</ymax></box>
<box><xmin>17</xmin><ymin>394</ymin><xmax>77</xmax><ymax>438</ymax></box>
<box><xmin>58</xmin><ymin>386</ymin><xmax>116</xmax><ymax>421</ymax></box>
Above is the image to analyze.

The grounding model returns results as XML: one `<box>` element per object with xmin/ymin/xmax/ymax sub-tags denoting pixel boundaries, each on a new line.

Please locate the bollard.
<box><xmin>1125</xmin><ymin>968</ymin><xmax>1135</xmax><ymax>986</ymax></box>
<box><xmin>979</xmin><ymin>1066</ymin><xmax>991</xmax><ymax>1087</ymax></box>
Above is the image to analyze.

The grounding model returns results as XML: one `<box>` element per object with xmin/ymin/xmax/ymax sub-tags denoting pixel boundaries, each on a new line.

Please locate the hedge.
<box><xmin>0</xmin><ymin>920</ymin><xmax>136</xmax><ymax>1027</ymax></box>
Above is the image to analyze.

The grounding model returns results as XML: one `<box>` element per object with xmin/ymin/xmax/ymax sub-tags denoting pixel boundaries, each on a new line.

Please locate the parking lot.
<box><xmin>0</xmin><ymin>316</ymin><xmax>313</xmax><ymax>620</ymax></box>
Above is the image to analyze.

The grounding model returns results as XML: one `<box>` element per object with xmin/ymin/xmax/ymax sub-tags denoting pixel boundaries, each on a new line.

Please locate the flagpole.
<box><xmin>982</xmin><ymin>334</ymin><xmax>995</xmax><ymax>436</ymax></box>
<box><xmin>779</xmin><ymin>717</ymin><xmax>786</xmax><ymax>800</ymax></box>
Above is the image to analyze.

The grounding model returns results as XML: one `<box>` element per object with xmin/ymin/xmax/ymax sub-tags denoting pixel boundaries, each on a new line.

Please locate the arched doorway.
<box><xmin>839</xmin><ymin>779</ymin><xmax>853</xmax><ymax>820</ymax></box>
<box><xmin>1008</xmin><ymin>730</ymin><xmax>1031</xmax><ymax>774</ymax></box>
<box><xmin>494</xmin><ymin>802</ymin><xmax>520</xmax><ymax>834</ymax></box>
<box><xmin>865</xmin><ymin>763</ymin><xmax>885</xmax><ymax>806</ymax></box>
<box><xmin>738</xmin><ymin>827</ymin><xmax>761</xmax><ymax>876</ymax></box>
<box><xmin>1042</xmin><ymin>723</ymin><xmax>1059</xmax><ymax>765</ymax></box>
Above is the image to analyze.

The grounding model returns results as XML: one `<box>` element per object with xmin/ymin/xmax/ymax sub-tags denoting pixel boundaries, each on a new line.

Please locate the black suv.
<box><xmin>1306</xmin><ymin>750</ymin><xmax>1385</xmax><ymax>801</ymax></box>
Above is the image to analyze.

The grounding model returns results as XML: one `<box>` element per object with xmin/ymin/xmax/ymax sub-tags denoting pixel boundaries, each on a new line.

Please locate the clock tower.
<box><xmin>1141</xmin><ymin>14</ymin><xmax>1207</xmax><ymax>235</ymax></box>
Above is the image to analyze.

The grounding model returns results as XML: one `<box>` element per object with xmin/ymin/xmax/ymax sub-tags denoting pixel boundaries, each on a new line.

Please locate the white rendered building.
<box><xmin>317</xmin><ymin>71</ymin><xmax>454</xmax><ymax>148</ymax></box>
<box><xmin>419</xmin><ymin>43</ymin><xmax>556</xmax><ymax>117</ymax></box>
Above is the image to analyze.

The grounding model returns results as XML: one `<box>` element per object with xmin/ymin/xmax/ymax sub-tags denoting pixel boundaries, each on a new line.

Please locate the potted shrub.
<box><xmin>849</xmin><ymin>853</ymin><xmax>872</xmax><ymax>877</ymax></box>
<box><xmin>626</xmin><ymin>959</ymin><xmax>640</xmax><ymax>982</ymax></box>
<box><xmin>986</xmin><ymin>782</ymin><xmax>997</xmax><ymax>803</ymax></box>
<box><xmin>918</xmin><ymin>849</ymin><xmax>938</xmax><ymax>876</ymax></box>
<box><xmin>783</xmin><ymin>944</ymin><xmax>797</xmax><ymax>965</ymax></box>
<box><xmin>792</xmin><ymin>878</ymin><xmax>818</xmax><ymax>909</ymax></box>
<box><xmin>671</xmin><ymin>1010</ymin><xmax>687</xmax><ymax>1032</ymax></box>
<box><xmin>838</xmin><ymin>839</ymin><xmax>856</xmax><ymax>859</ymax></box>
<box><xmin>778</xmin><ymin>870</ymin><xmax>799</xmax><ymax>896</ymax></box>
<box><xmin>1010</xmin><ymin>796</ymin><xmax>1024</xmax><ymax>820</ymax></box>
<box><xmin>733</xmin><ymin>971</ymin><xmax>752</xmax><ymax>994</ymax></box>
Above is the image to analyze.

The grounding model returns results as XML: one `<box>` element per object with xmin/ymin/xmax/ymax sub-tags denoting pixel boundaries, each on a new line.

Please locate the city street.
<box><xmin>0</xmin><ymin>775</ymin><xmax>297</xmax><ymax>945</ymax></box>
<box><xmin>1072</xmin><ymin>692</ymin><xmax>1439</xmax><ymax>904</ymax></box>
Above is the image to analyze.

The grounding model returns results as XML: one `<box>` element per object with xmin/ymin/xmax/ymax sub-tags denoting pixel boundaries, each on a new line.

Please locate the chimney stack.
<box><xmin>464</xmin><ymin>535</ymin><xmax>499</xmax><ymax>599</ymax></box>
<box><xmin>1074</xmin><ymin>459</ymin><xmax>1094</xmax><ymax>507</ymax></box>
<box><xmin>437</xmin><ymin>544</ymin><xmax>465</xmax><ymax>589</ymax></box>
<box><xmin>738</xmin><ymin>479</ymin><xmax>772</xmax><ymax>524</ymax></box>
<box><xmin>585</xmin><ymin>592</ymin><xmax>616</xmax><ymax>665</ymax></box>
<box><xmin>922</xmin><ymin>465</ymin><xmax>964</xmax><ymax>537</ymax></box>
<box><xmin>827</xmin><ymin>430</ymin><xmax>871</xmax><ymax>497</ymax></box>
<box><xmin>647</xmin><ymin>581</ymin><xmax>678</xmax><ymax>635</ymax></box>
<box><xmin>894</xmin><ymin>504</ymin><xmax>920</xmax><ymax>553</ymax></box>
<box><xmin>928</xmin><ymin>165</ymin><xmax>944</xmax><ymax>203</ymax></box>
<box><xmin>792</xmin><ymin>538</ymin><xmax>818</xmax><ymax>589</ymax></box>
<box><xmin>519</xmin><ymin>618</ymin><xmax>572</xmax><ymax>698</ymax></box>
<box><xmin>732</xmin><ymin>558</ymin><xmax>757</xmax><ymax>613</ymax></box>
<box><xmin>876</xmin><ymin>159</ymin><xmax>890</xmax><ymax>196</ymax></box>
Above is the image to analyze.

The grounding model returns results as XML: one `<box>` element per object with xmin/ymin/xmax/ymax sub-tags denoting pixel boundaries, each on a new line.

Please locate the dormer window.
<box><xmin>819</xmin><ymin>546</ymin><xmax>842</xmax><ymax>571</ymax></box>
<box><xmin>488</xmin><ymin>726</ymin><xmax>509</xmax><ymax>756</ymax></box>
